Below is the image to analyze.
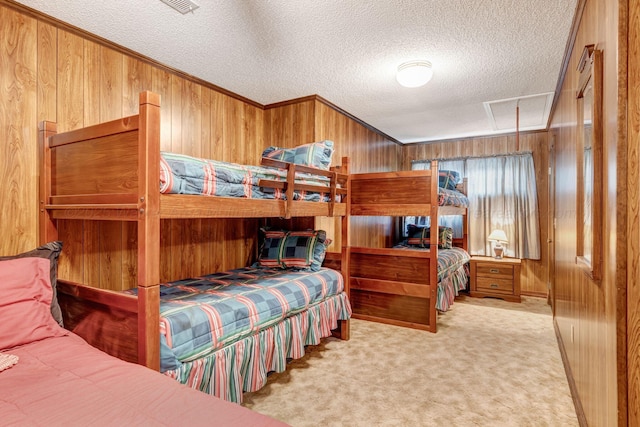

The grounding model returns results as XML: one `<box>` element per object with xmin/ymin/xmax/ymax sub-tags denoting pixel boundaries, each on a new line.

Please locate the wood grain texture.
<box><xmin>313</xmin><ymin>100</ymin><xmax>400</xmax><ymax>249</ymax></box>
<box><xmin>57</xmin><ymin>283</ymin><xmax>138</xmax><ymax>363</ymax></box>
<box><xmin>37</xmin><ymin>20</ymin><xmax>56</xmax><ymax>123</ymax></box>
<box><xmin>0</xmin><ymin>6</ymin><xmax>37</xmax><ymax>254</ymax></box>
<box><xmin>628</xmin><ymin>0</ymin><xmax>639</xmax><ymax>423</ymax></box>
<box><xmin>549</xmin><ymin>0</ymin><xmax>628</xmax><ymax>424</ymax></box>
<box><xmin>402</xmin><ymin>131</ymin><xmax>550</xmax><ymax>297</ymax></box>
<box><xmin>2</xmin><ymin>0</ymin><xmax>637</xmax><ymax>421</ymax></box>
<box><xmin>263</xmin><ymin>97</ymin><xmax>400</xmax><ymax>252</ymax></box>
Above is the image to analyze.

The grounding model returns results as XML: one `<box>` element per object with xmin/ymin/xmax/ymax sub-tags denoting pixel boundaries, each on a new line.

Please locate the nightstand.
<box><xmin>469</xmin><ymin>256</ymin><xmax>521</xmax><ymax>303</ymax></box>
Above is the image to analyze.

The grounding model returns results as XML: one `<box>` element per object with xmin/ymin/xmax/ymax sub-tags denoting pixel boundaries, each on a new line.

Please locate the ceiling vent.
<box><xmin>160</xmin><ymin>0</ymin><xmax>199</xmax><ymax>14</ymax></box>
<box><xmin>483</xmin><ymin>92</ymin><xmax>554</xmax><ymax>131</ymax></box>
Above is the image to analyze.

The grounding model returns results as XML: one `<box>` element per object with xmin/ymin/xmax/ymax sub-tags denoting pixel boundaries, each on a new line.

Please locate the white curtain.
<box><xmin>409</xmin><ymin>160</ymin><xmax>465</xmax><ymax>239</ymax></box>
<box><xmin>411</xmin><ymin>153</ymin><xmax>540</xmax><ymax>259</ymax></box>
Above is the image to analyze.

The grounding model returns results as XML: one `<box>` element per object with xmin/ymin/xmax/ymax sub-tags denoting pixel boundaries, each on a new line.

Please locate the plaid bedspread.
<box><xmin>160</xmin><ymin>152</ymin><xmax>333</xmax><ymax>201</ymax></box>
<box><xmin>128</xmin><ymin>267</ymin><xmax>347</xmax><ymax>371</ymax></box>
<box><xmin>437</xmin><ymin>247</ymin><xmax>470</xmax><ymax>282</ymax></box>
<box><xmin>438</xmin><ymin>187</ymin><xmax>469</xmax><ymax>208</ymax></box>
<box><xmin>437</xmin><ymin>247</ymin><xmax>470</xmax><ymax>311</ymax></box>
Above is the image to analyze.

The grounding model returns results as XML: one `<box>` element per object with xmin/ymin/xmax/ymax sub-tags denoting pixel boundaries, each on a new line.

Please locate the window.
<box><xmin>411</xmin><ymin>152</ymin><xmax>540</xmax><ymax>259</ymax></box>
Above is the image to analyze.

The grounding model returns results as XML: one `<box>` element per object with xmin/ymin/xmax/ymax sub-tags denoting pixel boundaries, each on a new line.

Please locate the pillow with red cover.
<box><xmin>0</xmin><ymin>241</ymin><xmax>64</xmax><ymax>326</ymax></box>
<box><xmin>0</xmin><ymin>257</ymin><xmax>68</xmax><ymax>350</ymax></box>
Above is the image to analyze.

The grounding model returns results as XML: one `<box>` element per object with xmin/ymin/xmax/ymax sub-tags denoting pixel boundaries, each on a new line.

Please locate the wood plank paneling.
<box><xmin>402</xmin><ymin>132</ymin><xmax>550</xmax><ymax>297</ymax></box>
<box><xmin>628</xmin><ymin>0</ymin><xmax>640</xmax><ymax>423</ymax></box>
<box><xmin>550</xmin><ymin>0</ymin><xmax>627</xmax><ymax>425</ymax></box>
<box><xmin>264</xmin><ymin>99</ymin><xmax>315</xmax><ymax>149</ymax></box>
<box><xmin>263</xmin><ymin>97</ymin><xmax>400</xmax><ymax>252</ymax></box>
<box><xmin>2</xmin><ymin>0</ymin><xmax>637</xmax><ymax>422</ymax></box>
<box><xmin>57</xmin><ymin>29</ymin><xmax>83</xmax><ymax>132</ymax></box>
<box><xmin>0</xmin><ymin>3</ymin><xmax>271</xmax><ymax>287</ymax></box>
<box><xmin>313</xmin><ymin>100</ymin><xmax>400</xmax><ymax>250</ymax></box>
<box><xmin>37</xmin><ymin>20</ymin><xmax>56</xmax><ymax>123</ymax></box>
<box><xmin>0</xmin><ymin>6</ymin><xmax>37</xmax><ymax>255</ymax></box>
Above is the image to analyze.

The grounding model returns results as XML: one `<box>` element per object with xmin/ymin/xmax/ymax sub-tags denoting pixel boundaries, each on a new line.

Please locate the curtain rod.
<box><xmin>411</xmin><ymin>151</ymin><xmax>533</xmax><ymax>164</ymax></box>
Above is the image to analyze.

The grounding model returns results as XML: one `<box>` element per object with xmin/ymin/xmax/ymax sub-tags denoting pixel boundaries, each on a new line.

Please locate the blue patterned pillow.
<box><xmin>438</xmin><ymin>170</ymin><xmax>461</xmax><ymax>191</ymax></box>
<box><xmin>407</xmin><ymin>225</ymin><xmax>453</xmax><ymax>249</ymax></box>
<box><xmin>310</xmin><ymin>232</ymin><xmax>331</xmax><ymax>271</ymax></box>
<box><xmin>257</xmin><ymin>228</ymin><xmax>330</xmax><ymax>270</ymax></box>
<box><xmin>262</xmin><ymin>140</ymin><xmax>334</xmax><ymax>170</ymax></box>
<box><xmin>280</xmin><ymin>230</ymin><xmax>321</xmax><ymax>269</ymax></box>
<box><xmin>257</xmin><ymin>229</ymin><xmax>288</xmax><ymax>268</ymax></box>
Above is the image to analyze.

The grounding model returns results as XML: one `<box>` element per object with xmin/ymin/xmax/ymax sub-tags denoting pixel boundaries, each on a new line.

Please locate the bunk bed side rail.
<box><xmin>56</xmin><ymin>280</ymin><xmax>139</xmax><ymax>364</ymax></box>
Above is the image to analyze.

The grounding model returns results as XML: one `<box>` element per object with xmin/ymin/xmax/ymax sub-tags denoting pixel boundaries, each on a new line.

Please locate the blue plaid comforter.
<box><xmin>128</xmin><ymin>267</ymin><xmax>346</xmax><ymax>371</ymax></box>
<box><xmin>439</xmin><ymin>187</ymin><xmax>469</xmax><ymax>208</ymax></box>
<box><xmin>160</xmin><ymin>152</ymin><xmax>333</xmax><ymax>201</ymax></box>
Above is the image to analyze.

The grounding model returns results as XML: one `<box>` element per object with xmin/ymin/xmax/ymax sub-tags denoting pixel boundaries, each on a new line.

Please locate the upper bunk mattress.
<box><xmin>160</xmin><ymin>152</ymin><xmax>335</xmax><ymax>201</ymax></box>
<box><xmin>438</xmin><ymin>187</ymin><xmax>469</xmax><ymax>208</ymax></box>
<box><xmin>127</xmin><ymin>266</ymin><xmax>350</xmax><ymax>372</ymax></box>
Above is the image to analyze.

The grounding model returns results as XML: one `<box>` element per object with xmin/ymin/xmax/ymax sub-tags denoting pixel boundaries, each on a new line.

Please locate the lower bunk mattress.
<box><xmin>436</xmin><ymin>247</ymin><xmax>471</xmax><ymax>311</ymax></box>
<box><xmin>127</xmin><ymin>266</ymin><xmax>351</xmax><ymax>403</ymax></box>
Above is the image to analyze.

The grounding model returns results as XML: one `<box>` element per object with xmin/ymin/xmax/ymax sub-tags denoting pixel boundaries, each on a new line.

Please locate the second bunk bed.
<box><xmin>348</xmin><ymin>164</ymin><xmax>470</xmax><ymax>332</ymax></box>
<box><xmin>38</xmin><ymin>91</ymin><xmax>351</xmax><ymax>403</ymax></box>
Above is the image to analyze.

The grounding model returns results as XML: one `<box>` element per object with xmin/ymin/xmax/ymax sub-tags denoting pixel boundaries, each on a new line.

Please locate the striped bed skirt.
<box><xmin>164</xmin><ymin>292</ymin><xmax>351</xmax><ymax>403</ymax></box>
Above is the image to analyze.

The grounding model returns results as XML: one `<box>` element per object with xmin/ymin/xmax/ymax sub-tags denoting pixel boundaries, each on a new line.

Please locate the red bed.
<box><xmin>1</xmin><ymin>333</ymin><xmax>286</xmax><ymax>426</ymax></box>
<box><xmin>0</xmin><ymin>251</ymin><xmax>286</xmax><ymax>426</ymax></box>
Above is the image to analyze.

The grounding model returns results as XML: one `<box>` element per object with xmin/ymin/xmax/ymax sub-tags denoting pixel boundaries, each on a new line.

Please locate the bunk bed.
<box><xmin>348</xmin><ymin>165</ymin><xmax>470</xmax><ymax>332</ymax></box>
<box><xmin>37</xmin><ymin>91</ymin><xmax>351</xmax><ymax>403</ymax></box>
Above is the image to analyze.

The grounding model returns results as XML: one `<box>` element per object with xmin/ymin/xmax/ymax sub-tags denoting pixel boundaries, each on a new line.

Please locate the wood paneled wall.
<box><xmin>0</xmin><ymin>2</ymin><xmax>399</xmax><ymax>289</ymax></box>
<box><xmin>402</xmin><ymin>131</ymin><xmax>550</xmax><ymax>297</ymax></box>
<box><xmin>628</xmin><ymin>0</ymin><xmax>640</xmax><ymax>422</ymax></box>
<box><xmin>550</xmin><ymin>0</ymin><xmax>628</xmax><ymax>425</ymax></box>
<box><xmin>1</xmin><ymin>5</ymin><xmax>37</xmax><ymax>256</ymax></box>
<box><xmin>41</xmin><ymin>19</ymin><xmax>266</xmax><ymax>287</ymax></box>
<box><xmin>264</xmin><ymin>97</ymin><xmax>401</xmax><ymax>250</ymax></box>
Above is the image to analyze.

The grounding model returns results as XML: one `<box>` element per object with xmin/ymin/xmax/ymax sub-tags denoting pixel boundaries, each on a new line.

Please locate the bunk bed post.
<box><xmin>339</xmin><ymin>157</ymin><xmax>350</xmax><ymax>340</ymax></box>
<box><xmin>429</xmin><ymin>160</ymin><xmax>439</xmax><ymax>332</ymax></box>
<box><xmin>38</xmin><ymin>121</ymin><xmax>58</xmax><ymax>244</ymax></box>
<box><xmin>137</xmin><ymin>91</ymin><xmax>161</xmax><ymax>370</ymax></box>
<box><xmin>285</xmin><ymin>163</ymin><xmax>296</xmax><ymax>219</ymax></box>
<box><xmin>462</xmin><ymin>178</ymin><xmax>469</xmax><ymax>252</ymax></box>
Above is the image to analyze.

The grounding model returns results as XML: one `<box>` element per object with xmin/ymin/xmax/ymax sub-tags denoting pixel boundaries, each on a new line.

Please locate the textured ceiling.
<box><xmin>16</xmin><ymin>0</ymin><xmax>577</xmax><ymax>143</ymax></box>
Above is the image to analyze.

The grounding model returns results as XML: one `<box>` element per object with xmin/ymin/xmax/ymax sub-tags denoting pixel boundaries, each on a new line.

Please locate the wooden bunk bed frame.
<box><xmin>348</xmin><ymin>166</ymin><xmax>468</xmax><ymax>332</ymax></box>
<box><xmin>37</xmin><ymin>91</ymin><xmax>351</xmax><ymax>371</ymax></box>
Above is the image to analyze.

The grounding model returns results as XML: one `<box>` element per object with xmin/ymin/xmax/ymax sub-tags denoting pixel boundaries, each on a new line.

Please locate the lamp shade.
<box><xmin>396</xmin><ymin>60</ymin><xmax>433</xmax><ymax>88</ymax></box>
<box><xmin>488</xmin><ymin>229</ymin><xmax>508</xmax><ymax>243</ymax></box>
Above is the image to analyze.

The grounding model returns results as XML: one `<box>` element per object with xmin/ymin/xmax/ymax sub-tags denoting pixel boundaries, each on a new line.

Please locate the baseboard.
<box><xmin>521</xmin><ymin>291</ymin><xmax>548</xmax><ymax>298</ymax></box>
<box><xmin>553</xmin><ymin>318</ymin><xmax>588</xmax><ymax>426</ymax></box>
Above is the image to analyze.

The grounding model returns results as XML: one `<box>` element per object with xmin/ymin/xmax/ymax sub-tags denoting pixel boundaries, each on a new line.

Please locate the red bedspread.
<box><xmin>0</xmin><ymin>333</ymin><xmax>286</xmax><ymax>426</ymax></box>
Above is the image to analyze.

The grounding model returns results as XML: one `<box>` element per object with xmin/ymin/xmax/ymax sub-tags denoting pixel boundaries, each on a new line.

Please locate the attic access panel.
<box><xmin>483</xmin><ymin>92</ymin><xmax>554</xmax><ymax>132</ymax></box>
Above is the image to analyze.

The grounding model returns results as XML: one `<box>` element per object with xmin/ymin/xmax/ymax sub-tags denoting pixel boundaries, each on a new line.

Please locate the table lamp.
<box><xmin>488</xmin><ymin>229</ymin><xmax>508</xmax><ymax>259</ymax></box>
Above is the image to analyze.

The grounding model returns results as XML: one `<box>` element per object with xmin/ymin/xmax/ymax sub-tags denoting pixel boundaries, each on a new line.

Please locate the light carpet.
<box><xmin>243</xmin><ymin>296</ymin><xmax>578</xmax><ymax>427</ymax></box>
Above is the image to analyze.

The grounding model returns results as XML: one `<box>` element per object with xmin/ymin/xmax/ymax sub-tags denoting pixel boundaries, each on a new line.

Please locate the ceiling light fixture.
<box><xmin>396</xmin><ymin>60</ymin><xmax>433</xmax><ymax>88</ymax></box>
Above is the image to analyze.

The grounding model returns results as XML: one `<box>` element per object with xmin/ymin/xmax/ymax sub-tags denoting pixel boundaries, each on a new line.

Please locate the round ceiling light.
<box><xmin>396</xmin><ymin>60</ymin><xmax>433</xmax><ymax>88</ymax></box>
